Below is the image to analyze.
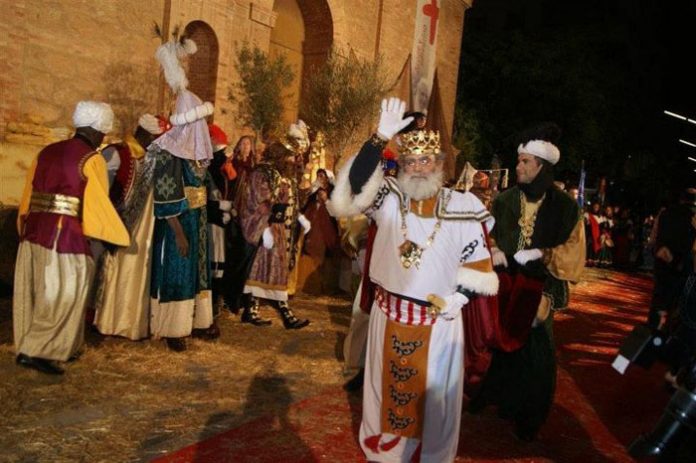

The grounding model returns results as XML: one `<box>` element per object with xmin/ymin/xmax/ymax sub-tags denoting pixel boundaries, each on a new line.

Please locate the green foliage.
<box><xmin>229</xmin><ymin>43</ymin><xmax>295</xmax><ymax>137</ymax></box>
<box><xmin>453</xmin><ymin>105</ymin><xmax>483</xmax><ymax>164</ymax></box>
<box><xmin>300</xmin><ymin>48</ymin><xmax>390</xmax><ymax>162</ymax></box>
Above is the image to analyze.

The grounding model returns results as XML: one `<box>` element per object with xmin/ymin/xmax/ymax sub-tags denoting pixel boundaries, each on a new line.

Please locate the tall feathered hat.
<box><xmin>150</xmin><ymin>24</ymin><xmax>214</xmax><ymax>163</ymax></box>
<box><xmin>153</xmin><ymin>24</ymin><xmax>197</xmax><ymax>94</ymax></box>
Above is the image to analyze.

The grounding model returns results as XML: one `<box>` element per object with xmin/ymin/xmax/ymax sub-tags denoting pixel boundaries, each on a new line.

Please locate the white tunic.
<box><xmin>367</xmin><ymin>181</ymin><xmax>493</xmax><ymax>301</ymax></box>
<box><xmin>356</xmin><ymin>179</ymin><xmax>495</xmax><ymax>463</ymax></box>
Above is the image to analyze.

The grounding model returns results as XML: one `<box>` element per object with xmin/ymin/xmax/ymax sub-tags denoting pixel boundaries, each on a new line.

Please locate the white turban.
<box><xmin>72</xmin><ymin>101</ymin><xmax>114</xmax><ymax>134</ymax></box>
<box><xmin>517</xmin><ymin>139</ymin><xmax>560</xmax><ymax>165</ymax></box>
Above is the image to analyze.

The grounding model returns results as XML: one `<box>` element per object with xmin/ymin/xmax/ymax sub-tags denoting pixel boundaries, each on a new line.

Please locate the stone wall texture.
<box><xmin>0</xmin><ymin>0</ymin><xmax>470</xmax><ymax>205</ymax></box>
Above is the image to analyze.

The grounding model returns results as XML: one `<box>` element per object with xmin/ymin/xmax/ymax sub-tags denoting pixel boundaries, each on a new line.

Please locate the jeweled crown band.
<box><xmin>397</xmin><ymin>130</ymin><xmax>441</xmax><ymax>157</ymax></box>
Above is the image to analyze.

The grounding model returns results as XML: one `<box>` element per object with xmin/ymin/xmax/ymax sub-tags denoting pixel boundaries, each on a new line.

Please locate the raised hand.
<box><xmin>377</xmin><ymin>97</ymin><xmax>414</xmax><ymax>140</ymax></box>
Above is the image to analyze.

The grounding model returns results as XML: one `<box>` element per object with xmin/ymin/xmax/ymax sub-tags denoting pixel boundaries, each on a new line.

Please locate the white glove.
<box><xmin>219</xmin><ymin>200</ymin><xmax>232</xmax><ymax>212</ymax></box>
<box><xmin>222</xmin><ymin>212</ymin><xmax>231</xmax><ymax>225</ymax></box>
<box><xmin>297</xmin><ymin>213</ymin><xmax>311</xmax><ymax>234</ymax></box>
<box><xmin>262</xmin><ymin>227</ymin><xmax>274</xmax><ymax>249</ymax></box>
<box><xmin>491</xmin><ymin>247</ymin><xmax>508</xmax><ymax>268</ymax></box>
<box><xmin>426</xmin><ymin>292</ymin><xmax>469</xmax><ymax>321</ymax></box>
<box><xmin>514</xmin><ymin>248</ymin><xmax>543</xmax><ymax>265</ymax></box>
<box><xmin>377</xmin><ymin>97</ymin><xmax>414</xmax><ymax>140</ymax></box>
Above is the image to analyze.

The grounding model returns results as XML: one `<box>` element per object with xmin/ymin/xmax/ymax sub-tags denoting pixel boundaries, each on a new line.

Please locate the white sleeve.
<box><xmin>456</xmin><ymin>221</ymin><xmax>499</xmax><ymax>296</ymax></box>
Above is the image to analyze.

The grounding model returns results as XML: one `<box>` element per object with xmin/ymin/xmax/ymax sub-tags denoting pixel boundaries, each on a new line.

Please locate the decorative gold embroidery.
<box><xmin>381</xmin><ymin>319</ymin><xmax>432</xmax><ymax>439</ymax></box>
<box><xmin>398</xmin><ymin>189</ymin><xmax>452</xmax><ymax>269</ymax></box>
<box><xmin>184</xmin><ymin>186</ymin><xmax>207</xmax><ymax>209</ymax></box>
<box><xmin>369</xmin><ymin>133</ymin><xmax>388</xmax><ymax>149</ymax></box>
<box><xmin>517</xmin><ymin>191</ymin><xmax>545</xmax><ymax>251</ymax></box>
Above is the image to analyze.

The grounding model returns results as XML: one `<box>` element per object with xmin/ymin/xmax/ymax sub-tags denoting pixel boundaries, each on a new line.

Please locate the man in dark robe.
<box><xmin>469</xmin><ymin>123</ymin><xmax>585</xmax><ymax>441</ymax></box>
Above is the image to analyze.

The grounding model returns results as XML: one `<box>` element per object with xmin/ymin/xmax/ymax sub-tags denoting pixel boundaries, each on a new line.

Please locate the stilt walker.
<box><xmin>148</xmin><ymin>35</ymin><xmax>216</xmax><ymax>351</ymax></box>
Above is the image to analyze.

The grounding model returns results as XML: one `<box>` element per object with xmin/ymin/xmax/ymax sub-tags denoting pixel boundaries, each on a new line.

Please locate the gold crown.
<box><xmin>280</xmin><ymin>135</ymin><xmax>310</xmax><ymax>155</ymax></box>
<box><xmin>397</xmin><ymin>130</ymin><xmax>441</xmax><ymax>156</ymax></box>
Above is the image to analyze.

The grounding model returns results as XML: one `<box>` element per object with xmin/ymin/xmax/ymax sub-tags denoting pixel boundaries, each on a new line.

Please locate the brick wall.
<box><xmin>0</xmin><ymin>0</ymin><xmax>166</xmax><ymax>205</ymax></box>
<box><xmin>0</xmin><ymin>0</ymin><xmax>469</xmax><ymax>204</ymax></box>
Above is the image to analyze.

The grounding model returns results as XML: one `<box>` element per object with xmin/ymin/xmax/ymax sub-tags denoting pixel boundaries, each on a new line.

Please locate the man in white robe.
<box><xmin>329</xmin><ymin>98</ymin><xmax>499</xmax><ymax>462</ymax></box>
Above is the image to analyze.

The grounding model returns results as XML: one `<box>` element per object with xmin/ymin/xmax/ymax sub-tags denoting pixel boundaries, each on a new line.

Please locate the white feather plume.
<box><xmin>180</xmin><ymin>38</ymin><xmax>197</xmax><ymax>56</ymax></box>
<box><xmin>155</xmin><ymin>39</ymin><xmax>198</xmax><ymax>93</ymax></box>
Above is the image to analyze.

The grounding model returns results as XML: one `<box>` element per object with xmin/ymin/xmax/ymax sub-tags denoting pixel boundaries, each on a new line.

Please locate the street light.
<box><xmin>665</xmin><ymin>110</ymin><xmax>687</xmax><ymax>120</ymax></box>
<box><xmin>664</xmin><ymin>110</ymin><xmax>696</xmax><ymax>125</ymax></box>
<box><xmin>679</xmin><ymin>139</ymin><xmax>696</xmax><ymax>148</ymax></box>
<box><xmin>689</xmin><ymin>157</ymin><xmax>696</xmax><ymax>163</ymax></box>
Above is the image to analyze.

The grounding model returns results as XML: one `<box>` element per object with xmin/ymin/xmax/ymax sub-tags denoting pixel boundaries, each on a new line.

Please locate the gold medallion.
<box><xmin>399</xmin><ymin>240</ymin><xmax>423</xmax><ymax>269</ymax></box>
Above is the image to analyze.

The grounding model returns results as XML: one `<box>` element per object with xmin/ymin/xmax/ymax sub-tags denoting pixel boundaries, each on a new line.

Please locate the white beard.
<box><xmin>398</xmin><ymin>170</ymin><xmax>443</xmax><ymax>201</ymax></box>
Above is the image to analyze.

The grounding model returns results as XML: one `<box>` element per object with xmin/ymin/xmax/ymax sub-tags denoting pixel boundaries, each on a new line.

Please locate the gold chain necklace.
<box><xmin>398</xmin><ymin>189</ymin><xmax>452</xmax><ymax>269</ymax></box>
<box><xmin>517</xmin><ymin>191</ymin><xmax>545</xmax><ymax>251</ymax></box>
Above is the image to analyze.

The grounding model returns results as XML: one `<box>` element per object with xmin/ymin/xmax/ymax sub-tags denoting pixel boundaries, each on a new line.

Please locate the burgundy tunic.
<box><xmin>21</xmin><ymin>138</ymin><xmax>96</xmax><ymax>255</ymax></box>
<box><xmin>108</xmin><ymin>143</ymin><xmax>136</xmax><ymax>208</ymax></box>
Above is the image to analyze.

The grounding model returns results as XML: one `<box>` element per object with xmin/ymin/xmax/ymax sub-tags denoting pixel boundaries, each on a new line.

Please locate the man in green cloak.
<box><xmin>469</xmin><ymin>123</ymin><xmax>585</xmax><ymax>441</ymax></box>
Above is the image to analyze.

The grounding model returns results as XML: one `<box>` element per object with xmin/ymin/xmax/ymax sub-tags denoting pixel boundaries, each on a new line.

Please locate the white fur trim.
<box><xmin>457</xmin><ymin>266</ymin><xmax>499</xmax><ymax>296</ymax></box>
<box><xmin>72</xmin><ymin>101</ymin><xmax>114</xmax><ymax>133</ymax></box>
<box><xmin>518</xmin><ymin>140</ymin><xmax>560</xmax><ymax>165</ymax></box>
<box><xmin>327</xmin><ymin>154</ymin><xmax>385</xmax><ymax>218</ymax></box>
<box><xmin>170</xmin><ymin>102</ymin><xmax>214</xmax><ymax>126</ymax></box>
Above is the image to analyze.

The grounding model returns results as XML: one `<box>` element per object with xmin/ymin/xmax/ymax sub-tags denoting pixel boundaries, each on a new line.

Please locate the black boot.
<box><xmin>16</xmin><ymin>353</ymin><xmax>64</xmax><ymax>375</ymax></box>
<box><xmin>165</xmin><ymin>337</ymin><xmax>187</xmax><ymax>352</ymax></box>
<box><xmin>192</xmin><ymin>321</ymin><xmax>220</xmax><ymax>340</ymax></box>
<box><xmin>276</xmin><ymin>301</ymin><xmax>309</xmax><ymax>330</ymax></box>
<box><xmin>241</xmin><ymin>296</ymin><xmax>271</xmax><ymax>326</ymax></box>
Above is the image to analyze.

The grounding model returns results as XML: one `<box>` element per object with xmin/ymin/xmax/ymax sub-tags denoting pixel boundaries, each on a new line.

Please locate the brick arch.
<box><xmin>296</xmin><ymin>0</ymin><xmax>333</xmax><ymax>72</ymax></box>
<box><xmin>184</xmin><ymin>21</ymin><xmax>219</xmax><ymax>107</ymax></box>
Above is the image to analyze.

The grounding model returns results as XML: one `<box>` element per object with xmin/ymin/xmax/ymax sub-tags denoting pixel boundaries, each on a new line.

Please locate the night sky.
<box><xmin>456</xmin><ymin>0</ymin><xmax>696</xmax><ymax>210</ymax></box>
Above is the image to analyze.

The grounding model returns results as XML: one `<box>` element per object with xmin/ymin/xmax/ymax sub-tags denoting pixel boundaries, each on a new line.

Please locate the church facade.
<box><xmin>0</xmin><ymin>0</ymin><xmax>471</xmax><ymax>205</ymax></box>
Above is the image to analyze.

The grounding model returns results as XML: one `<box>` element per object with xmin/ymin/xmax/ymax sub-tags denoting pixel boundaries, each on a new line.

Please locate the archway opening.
<box><xmin>271</xmin><ymin>0</ymin><xmax>333</xmax><ymax>125</ymax></box>
<box><xmin>184</xmin><ymin>21</ymin><xmax>219</xmax><ymax>109</ymax></box>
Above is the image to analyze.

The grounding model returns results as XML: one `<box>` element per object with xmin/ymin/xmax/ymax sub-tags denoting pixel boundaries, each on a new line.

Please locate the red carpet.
<box><xmin>154</xmin><ymin>271</ymin><xmax>670</xmax><ymax>462</ymax></box>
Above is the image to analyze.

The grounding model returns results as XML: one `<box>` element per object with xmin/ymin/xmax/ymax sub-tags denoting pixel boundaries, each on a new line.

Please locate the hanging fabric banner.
<box><xmin>411</xmin><ymin>0</ymin><xmax>441</xmax><ymax>112</ymax></box>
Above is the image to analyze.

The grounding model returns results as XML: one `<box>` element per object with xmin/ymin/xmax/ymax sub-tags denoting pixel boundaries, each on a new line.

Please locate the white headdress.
<box><xmin>72</xmin><ymin>101</ymin><xmax>115</xmax><ymax>134</ymax></box>
<box><xmin>517</xmin><ymin>139</ymin><xmax>560</xmax><ymax>165</ymax></box>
